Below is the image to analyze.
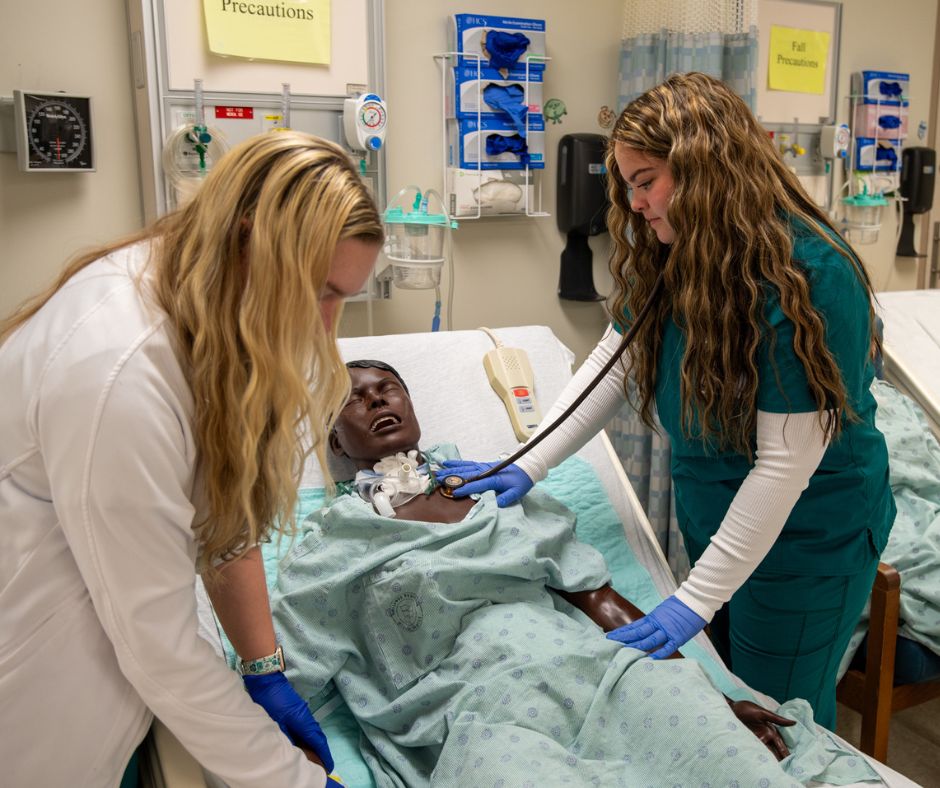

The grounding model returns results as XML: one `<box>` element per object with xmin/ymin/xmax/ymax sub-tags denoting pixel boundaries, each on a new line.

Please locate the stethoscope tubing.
<box><xmin>447</xmin><ymin>272</ymin><xmax>666</xmax><ymax>491</ymax></box>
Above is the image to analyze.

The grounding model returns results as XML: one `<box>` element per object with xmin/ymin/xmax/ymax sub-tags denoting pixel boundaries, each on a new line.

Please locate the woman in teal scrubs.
<box><xmin>442</xmin><ymin>72</ymin><xmax>895</xmax><ymax>730</ymax></box>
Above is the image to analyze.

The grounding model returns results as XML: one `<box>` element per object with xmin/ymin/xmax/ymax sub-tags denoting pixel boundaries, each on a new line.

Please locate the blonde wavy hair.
<box><xmin>605</xmin><ymin>72</ymin><xmax>878</xmax><ymax>456</ymax></box>
<box><xmin>1</xmin><ymin>131</ymin><xmax>382</xmax><ymax>577</ymax></box>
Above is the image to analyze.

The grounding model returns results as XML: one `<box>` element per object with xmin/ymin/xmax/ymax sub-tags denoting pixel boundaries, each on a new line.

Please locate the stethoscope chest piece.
<box><xmin>439</xmin><ymin>475</ymin><xmax>466</xmax><ymax>498</ymax></box>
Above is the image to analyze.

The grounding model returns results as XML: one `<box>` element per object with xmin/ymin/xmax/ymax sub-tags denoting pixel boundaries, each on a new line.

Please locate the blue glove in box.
<box><xmin>450</xmin><ymin>13</ymin><xmax>546</xmax><ymax>70</ymax></box>
<box><xmin>447</xmin><ymin>116</ymin><xmax>545</xmax><ymax>170</ymax></box>
<box><xmin>446</xmin><ymin>62</ymin><xmax>545</xmax><ymax>119</ymax></box>
<box><xmin>851</xmin><ymin>70</ymin><xmax>910</xmax><ymax>106</ymax></box>
<box><xmin>853</xmin><ymin>137</ymin><xmax>902</xmax><ymax>171</ymax></box>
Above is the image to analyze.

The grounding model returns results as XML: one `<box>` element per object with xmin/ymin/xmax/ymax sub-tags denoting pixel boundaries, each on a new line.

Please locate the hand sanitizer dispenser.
<box><xmin>897</xmin><ymin>147</ymin><xmax>936</xmax><ymax>257</ymax></box>
<box><xmin>556</xmin><ymin>133</ymin><xmax>609</xmax><ymax>301</ymax></box>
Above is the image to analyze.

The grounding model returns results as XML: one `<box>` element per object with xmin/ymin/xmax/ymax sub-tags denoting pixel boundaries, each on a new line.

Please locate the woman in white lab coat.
<box><xmin>0</xmin><ymin>131</ymin><xmax>382</xmax><ymax>787</ymax></box>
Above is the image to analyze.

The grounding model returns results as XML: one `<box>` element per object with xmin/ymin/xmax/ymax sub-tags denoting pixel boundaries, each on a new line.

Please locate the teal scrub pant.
<box><xmin>693</xmin><ymin>552</ymin><xmax>879</xmax><ymax>731</ymax></box>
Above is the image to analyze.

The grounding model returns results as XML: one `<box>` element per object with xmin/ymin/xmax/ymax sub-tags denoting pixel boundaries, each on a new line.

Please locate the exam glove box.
<box><xmin>450</xmin><ymin>13</ymin><xmax>546</xmax><ymax>68</ymax></box>
<box><xmin>852</xmin><ymin>103</ymin><xmax>909</xmax><ymax>139</ymax></box>
<box><xmin>853</xmin><ymin>137</ymin><xmax>902</xmax><ymax>171</ymax></box>
<box><xmin>447</xmin><ymin>167</ymin><xmax>535</xmax><ymax>216</ymax></box>
<box><xmin>446</xmin><ymin>62</ymin><xmax>545</xmax><ymax>118</ymax></box>
<box><xmin>447</xmin><ymin>116</ymin><xmax>545</xmax><ymax>170</ymax></box>
<box><xmin>850</xmin><ymin>70</ymin><xmax>910</xmax><ymax>106</ymax></box>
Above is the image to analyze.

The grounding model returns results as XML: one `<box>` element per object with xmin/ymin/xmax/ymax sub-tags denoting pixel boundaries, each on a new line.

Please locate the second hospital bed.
<box><xmin>876</xmin><ymin>289</ymin><xmax>940</xmax><ymax>440</ymax></box>
<box><xmin>141</xmin><ymin>326</ymin><xmax>917</xmax><ymax>788</ymax></box>
<box><xmin>833</xmin><ymin>291</ymin><xmax>940</xmax><ymax>762</ymax></box>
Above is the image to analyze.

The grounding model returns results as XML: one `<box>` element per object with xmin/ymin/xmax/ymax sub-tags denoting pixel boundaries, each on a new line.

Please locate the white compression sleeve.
<box><xmin>515</xmin><ymin>325</ymin><xmax>628</xmax><ymax>483</ymax></box>
<box><xmin>673</xmin><ymin>410</ymin><xmax>831</xmax><ymax>621</ymax></box>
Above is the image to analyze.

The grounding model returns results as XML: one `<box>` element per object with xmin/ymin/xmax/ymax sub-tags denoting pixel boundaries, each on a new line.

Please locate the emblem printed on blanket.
<box><xmin>389</xmin><ymin>592</ymin><xmax>423</xmax><ymax>632</ymax></box>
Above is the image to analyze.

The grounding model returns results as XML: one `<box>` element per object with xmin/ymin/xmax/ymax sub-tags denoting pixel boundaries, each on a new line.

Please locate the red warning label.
<box><xmin>215</xmin><ymin>106</ymin><xmax>254</xmax><ymax>119</ymax></box>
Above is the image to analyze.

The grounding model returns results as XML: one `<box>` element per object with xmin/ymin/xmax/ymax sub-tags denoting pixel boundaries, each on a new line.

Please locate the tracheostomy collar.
<box><xmin>355</xmin><ymin>450</ymin><xmax>433</xmax><ymax>517</ymax></box>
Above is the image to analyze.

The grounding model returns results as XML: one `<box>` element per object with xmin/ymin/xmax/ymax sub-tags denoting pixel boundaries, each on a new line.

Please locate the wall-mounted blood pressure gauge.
<box><xmin>13</xmin><ymin>90</ymin><xmax>95</xmax><ymax>172</ymax></box>
<box><xmin>343</xmin><ymin>93</ymin><xmax>387</xmax><ymax>153</ymax></box>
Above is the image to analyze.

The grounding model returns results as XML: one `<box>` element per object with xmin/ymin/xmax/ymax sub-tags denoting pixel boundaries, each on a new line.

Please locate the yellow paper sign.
<box><xmin>203</xmin><ymin>0</ymin><xmax>331</xmax><ymax>65</ymax></box>
<box><xmin>768</xmin><ymin>25</ymin><xmax>829</xmax><ymax>94</ymax></box>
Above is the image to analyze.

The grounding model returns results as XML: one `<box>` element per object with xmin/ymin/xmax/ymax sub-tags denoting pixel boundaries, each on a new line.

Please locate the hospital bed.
<box><xmin>876</xmin><ymin>290</ymin><xmax>940</xmax><ymax>440</ymax></box>
<box><xmin>140</xmin><ymin>326</ymin><xmax>916</xmax><ymax>788</ymax></box>
<box><xmin>832</xmin><ymin>290</ymin><xmax>940</xmax><ymax>763</ymax></box>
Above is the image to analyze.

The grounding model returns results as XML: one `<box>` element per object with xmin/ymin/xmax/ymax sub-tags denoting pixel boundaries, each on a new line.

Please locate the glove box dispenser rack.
<box><xmin>435</xmin><ymin>51</ymin><xmax>551</xmax><ymax>220</ymax></box>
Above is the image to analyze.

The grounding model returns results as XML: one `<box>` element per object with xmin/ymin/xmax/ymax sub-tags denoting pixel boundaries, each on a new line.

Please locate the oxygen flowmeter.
<box><xmin>343</xmin><ymin>93</ymin><xmax>387</xmax><ymax>152</ymax></box>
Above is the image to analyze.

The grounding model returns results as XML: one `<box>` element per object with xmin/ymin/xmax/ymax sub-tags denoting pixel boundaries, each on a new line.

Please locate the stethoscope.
<box><xmin>439</xmin><ymin>272</ymin><xmax>666</xmax><ymax>497</ymax></box>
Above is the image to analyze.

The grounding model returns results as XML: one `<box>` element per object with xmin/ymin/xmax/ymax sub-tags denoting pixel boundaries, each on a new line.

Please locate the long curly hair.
<box><xmin>1</xmin><ymin>131</ymin><xmax>383</xmax><ymax>577</ymax></box>
<box><xmin>605</xmin><ymin>72</ymin><xmax>878</xmax><ymax>456</ymax></box>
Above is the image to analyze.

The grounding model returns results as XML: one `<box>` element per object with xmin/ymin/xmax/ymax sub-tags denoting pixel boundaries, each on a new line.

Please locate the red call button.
<box><xmin>215</xmin><ymin>106</ymin><xmax>254</xmax><ymax>119</ymax></box>
<box><xmin>512</xmin><ymin>388</ymin><xmax>529</xmax><ymax>397</ymax></box>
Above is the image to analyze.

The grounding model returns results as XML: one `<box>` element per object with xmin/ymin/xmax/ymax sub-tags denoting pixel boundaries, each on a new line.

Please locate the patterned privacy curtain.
<box><xmin>618</xmin><ymin>0</ymin><xmax>759</xmax><ymax>111</ymax></box>
<box><xmin>608</xmin><ymin>391</ymin><xmax>691</xmax><ymax>582</ymax></box>
<box><xmin>607</xmin><ymin>0</ymin><xmax>759</xmax><ymax>583</ymax></box>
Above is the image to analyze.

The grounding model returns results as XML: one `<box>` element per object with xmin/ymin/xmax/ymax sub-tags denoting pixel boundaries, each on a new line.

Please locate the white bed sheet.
<box><xmin>170</xmin><ymin>326</ymin><xmax>915</xmax><ymax>788</ymax></box>
<box><xmin>877</xmin><ymin>289</ymin><xmax>940</xmax><ymax>440</ymax></box>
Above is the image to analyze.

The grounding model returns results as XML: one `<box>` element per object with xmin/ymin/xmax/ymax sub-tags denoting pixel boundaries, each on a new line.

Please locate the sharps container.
<box><xmin>383</xmin><ymin>187</ymin><xmax>456</xmax><ymax>290</ymax></box>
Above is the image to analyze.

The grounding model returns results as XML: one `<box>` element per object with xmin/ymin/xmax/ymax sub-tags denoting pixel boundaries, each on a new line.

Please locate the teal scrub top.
<box><xmin>621</xmin><ymin>223</ymin><xmax>895</xmax><ymax>575</ymax></box>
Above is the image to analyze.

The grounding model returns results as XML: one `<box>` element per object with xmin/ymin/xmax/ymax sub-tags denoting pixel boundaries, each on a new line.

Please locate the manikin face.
<box><xmin>330</xmin><ymin>366</ymin><xmax>422</xmax><ymax>470</ymax></box>
<box><xmin>318</xmin><ymin>239</ymin><xmax>381</xmax><ymax>332</ymax></box>
<box><xmin>614</xmin><ymin>143</ymin><xmax>677</xmax><ymax>245</ymax></box>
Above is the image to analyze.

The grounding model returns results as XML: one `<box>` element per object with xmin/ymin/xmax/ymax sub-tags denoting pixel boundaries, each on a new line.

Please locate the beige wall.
<box><xmin>1</xmin><ymin>0</ymin><xmax>937</xmax><ymax>362</ymax></box>
<box><xmin>341</xmin><ymin>0</ymin><xmax>940</xmax><ymax>358</ymax></box>
<box><xmin>339</xmin><ymin>0</ymin><xmax>622</xmax><ymax>362</ymax></box>
<box><xmin>835</xmin><ymin>0</ymin><xmax>939</xmax><ymax>292</ymax></box>
<box><xmin>0</xmin><ymin>0</ymin><xmax>143</xmax><ymax>318</ymax></box>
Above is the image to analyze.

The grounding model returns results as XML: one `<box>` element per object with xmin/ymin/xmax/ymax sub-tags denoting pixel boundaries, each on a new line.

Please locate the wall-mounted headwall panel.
<box><xmin>126</xmin><ymin>0</ymin><xmax>386</xmax><ymax>222</ymax></box>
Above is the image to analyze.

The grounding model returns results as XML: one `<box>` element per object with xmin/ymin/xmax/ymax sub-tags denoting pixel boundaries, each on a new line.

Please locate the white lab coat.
<box><xmin>0</xmin><ymin>243</ymin><xmax>326</xmax><ymax>788</ymax></box>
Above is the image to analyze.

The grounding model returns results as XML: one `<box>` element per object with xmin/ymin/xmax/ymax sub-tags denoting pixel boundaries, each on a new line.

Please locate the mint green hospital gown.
<box><xmin>651</xmin><ymin>222</ymin><xmax>896</xmax><ymax>727</ymax></box>
<box><xmin>272</xmin><ymin>446</ymin><xmax>836</xmax><ymax>787</ymax></box>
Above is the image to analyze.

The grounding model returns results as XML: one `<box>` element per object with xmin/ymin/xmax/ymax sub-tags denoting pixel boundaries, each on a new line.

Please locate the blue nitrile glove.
<box><xmin>486</xmin><ymin>133</ymin><xmax>528</xmax><ymax>157</ymax></box>
<box><xmin>243</xmin><ymin>672</ymin><xmax>335</xmax><ymax>774</ymax></box>
<box><xmin>436</xmin><ymin>460</ymin><xmax>534</xmax><ymax>507</ymax></box>
<box><xmin>484</xmin><ymin>31</ymin><xmax>531</xmax><ymax>70</ymax></box>
<box><xmin>483</xmin><ymin>83</ymin><xmax>529</xmax><ymax>136</ymax></box>
<box><xmin>606</xmin><ymin>595</ymin><xmax>707</xmax><ymax>659</ymax></box>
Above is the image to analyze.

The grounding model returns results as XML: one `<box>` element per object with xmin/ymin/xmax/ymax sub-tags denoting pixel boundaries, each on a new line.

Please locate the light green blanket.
<box><xmin>839</xmin><ymin>379</ymin><xmax>940</xmax><ymax>676</ymax></box>
<box><xmin>272</xmin><ymin>446</ymin><xmax>878</xmax><ymax>787</ymax></box>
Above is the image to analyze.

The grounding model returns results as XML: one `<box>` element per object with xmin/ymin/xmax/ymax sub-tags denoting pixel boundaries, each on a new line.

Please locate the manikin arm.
<box><xmin>555</xmin><ymin>585</ymin><xmax>645</xmax><ymax>633</ymax></box>
<box><xmin>556</xmin><ymin>584</ymin><xmax>794</xmax><ymax>759</ymax></box>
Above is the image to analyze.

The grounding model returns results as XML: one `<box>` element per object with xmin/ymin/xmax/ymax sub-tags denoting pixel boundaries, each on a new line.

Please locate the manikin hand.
<box><xmin>728</xmin><ymin>699</ymin><xmax>796</xmax><ymax>761</ymax></box>
<box><xmin>436</xmin><ymin>460</ymin><xmax>534</xmax><ymax>507</ymax></box>
<box><xmin>243</xmin><ymin>672</ymin><xmax>335</xmax><ymax>774</ymax></box>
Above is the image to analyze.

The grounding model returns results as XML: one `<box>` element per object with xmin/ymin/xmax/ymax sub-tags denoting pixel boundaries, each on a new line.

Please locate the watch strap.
<box><xmin>239</xmin><ymin>645</ymin><xmax>285</xmax><ymax>675</ymax></box>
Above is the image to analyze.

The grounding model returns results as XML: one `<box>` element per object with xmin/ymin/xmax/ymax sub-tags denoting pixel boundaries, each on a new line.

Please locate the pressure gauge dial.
<box><xmin>360</xmin><ymin>101</ymin><xmax>386</xmax><ymax>131</ymax></box>
<box><xmin>343</xmin><ymin>93</ymin><xmax>388</xmax><ymax>153</ymax></box>
<box><xmin>13</xmin><ymin>91</ymin><xmax>95</xmax><ymax>172</ymax></box>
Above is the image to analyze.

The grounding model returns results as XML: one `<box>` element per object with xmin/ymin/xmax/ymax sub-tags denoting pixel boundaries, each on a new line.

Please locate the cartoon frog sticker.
<box><xmin>543</xmin><ymin>98</ymin><xmax>567</xmax><ymax>124</ymax></box>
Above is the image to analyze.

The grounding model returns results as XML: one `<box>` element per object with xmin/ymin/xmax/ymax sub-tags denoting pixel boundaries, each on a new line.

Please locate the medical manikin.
<box><xmin>323</xmin><ymin>360</ymin><xmax>796</xmax><ymax>757</ymax></box>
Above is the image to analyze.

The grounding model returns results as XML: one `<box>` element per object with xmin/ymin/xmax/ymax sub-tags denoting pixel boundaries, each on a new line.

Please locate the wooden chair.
<box><xmin>836</xmin><ymin>562</ymin><xmax>940</xmax><ymax>763</ymax></box>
